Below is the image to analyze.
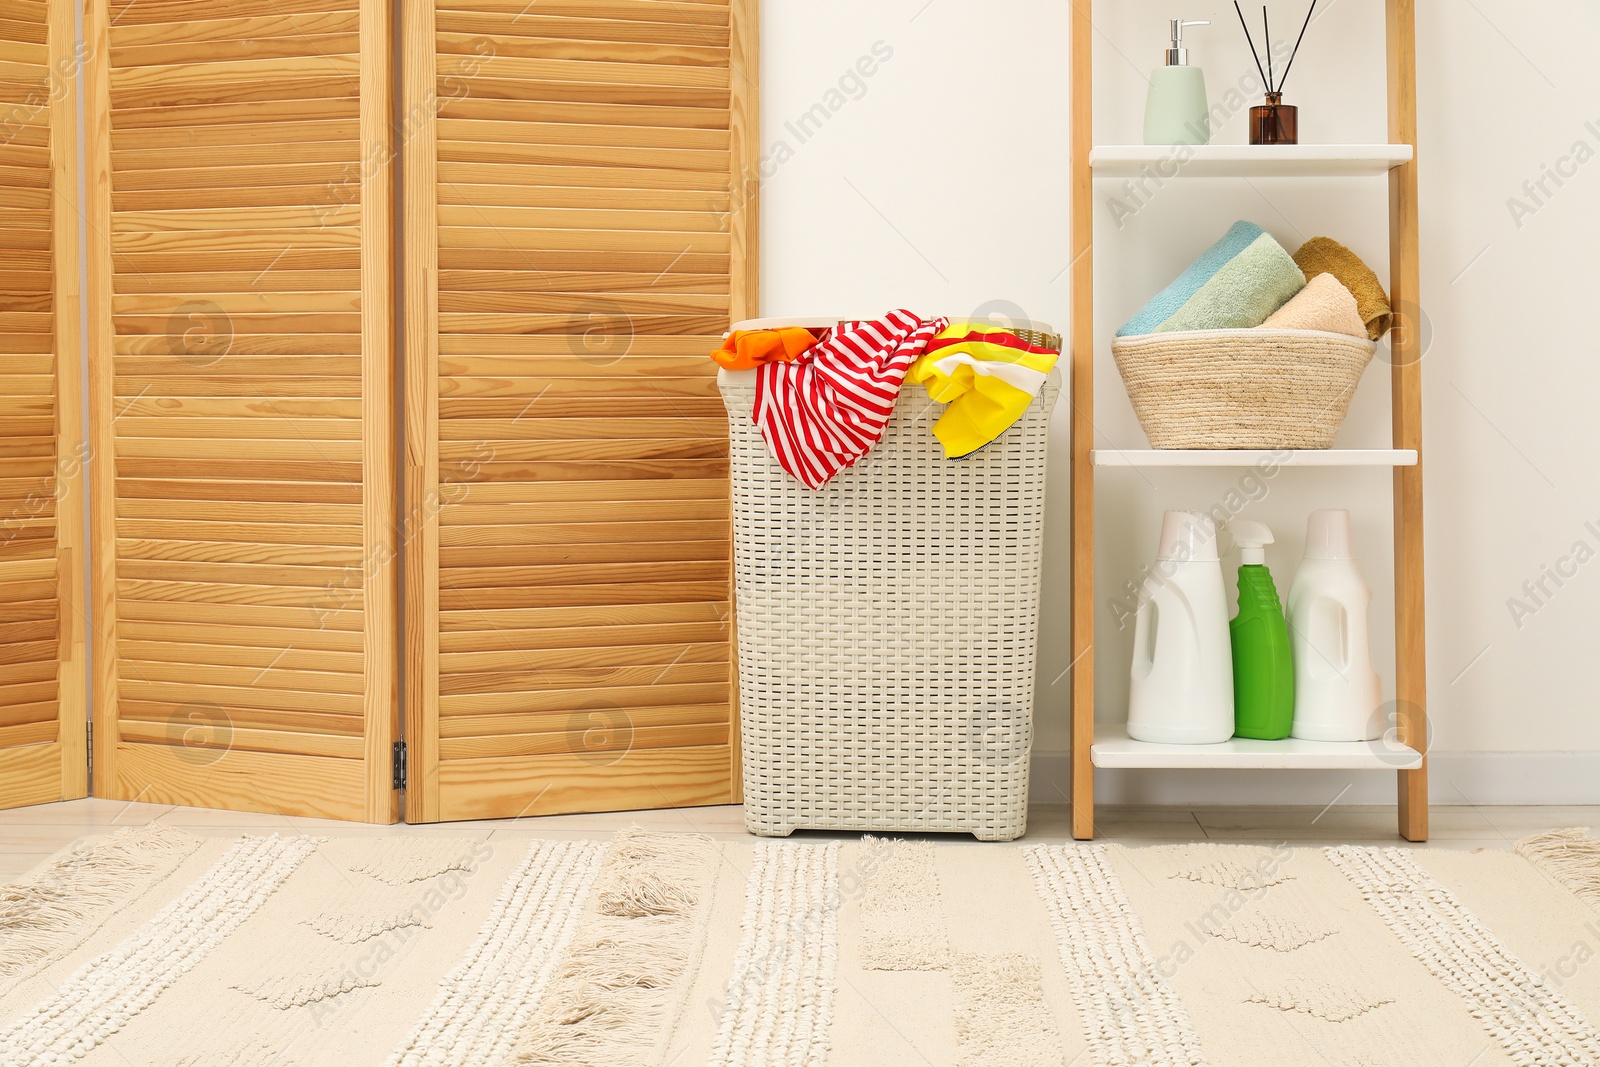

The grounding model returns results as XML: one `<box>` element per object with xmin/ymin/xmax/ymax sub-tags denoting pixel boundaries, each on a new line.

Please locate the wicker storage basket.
<box><xmin>1112</xmin><ymin>328</ymin><xmax>1377</xmax><ymax>449</ymax></box>
<box><xmin>720</xmin><ymin>319</ymin><xmax>1060</xmax><ymax>842</ymax></box>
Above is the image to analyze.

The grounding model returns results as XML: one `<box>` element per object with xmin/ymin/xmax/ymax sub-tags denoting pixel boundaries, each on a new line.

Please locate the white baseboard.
<box><xmin>1028</xmin><ymin>751</ymin><xmax>1600</xmax><ymax>807</ymax></box>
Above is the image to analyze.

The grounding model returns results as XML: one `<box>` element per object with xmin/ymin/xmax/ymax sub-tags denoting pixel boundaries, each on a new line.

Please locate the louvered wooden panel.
<box><xmin>404</xmin><ymin>0</ymin><xmax>757</xmax><ymax>821</ymax></box>
<box><xmin>85</xmin><ymin>0</ymin><xmax>397</xmax><ymax>821</ymax></box>
<box><xmin>0</xmin><ymin>0</ymin><xmax>87</xmax><ymax>809</ymax></box>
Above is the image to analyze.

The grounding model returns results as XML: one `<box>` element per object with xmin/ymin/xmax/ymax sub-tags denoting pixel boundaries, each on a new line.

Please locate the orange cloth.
<box><xmin>711</xmin><ymin>327</ymin><xmax>819</xmax><ymax>370</ymax></box>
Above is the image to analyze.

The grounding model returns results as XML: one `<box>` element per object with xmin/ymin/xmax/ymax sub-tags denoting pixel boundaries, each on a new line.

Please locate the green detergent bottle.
<box><xmin>1229</xmin><ymin>520</ymin><xmax>1294</xmax><ymax>740</ymax></box>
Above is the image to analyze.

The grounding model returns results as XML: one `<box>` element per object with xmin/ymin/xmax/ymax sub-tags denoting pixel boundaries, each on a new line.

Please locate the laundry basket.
<box><xmin>720</xmin><ymin>317</ymin><xmax>1061</xmax><ymax>841</ymax></box>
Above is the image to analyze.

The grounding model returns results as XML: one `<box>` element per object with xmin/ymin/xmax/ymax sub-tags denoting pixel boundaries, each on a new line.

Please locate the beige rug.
<box><xmin>3</xmin><ymin>825</ymin><xmax>1600</xmax><ymax>1065</ymax></box>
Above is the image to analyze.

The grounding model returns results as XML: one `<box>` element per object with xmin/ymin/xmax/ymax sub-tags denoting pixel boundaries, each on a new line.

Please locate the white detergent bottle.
<box><xmin>1128</xmin><ymin>510</ymin><xmax>1234</xmax><ymax>745</ymax></box>
<box><xmin>1287</xmin><ymin>510</ymin><xmax>1385</xmax><ymax>742</ymax></box>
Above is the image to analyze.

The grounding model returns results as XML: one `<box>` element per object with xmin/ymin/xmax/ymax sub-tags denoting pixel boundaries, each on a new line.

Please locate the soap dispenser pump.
<box><xmin>1144</xmin><ymin>19</ymin><xmax>1211</xmax><ymax>146</ymax></box>
<box><xmin>1229</xmin><ymin>520</ymin><xmax>1294</xmax><ymax>741</ymax></box>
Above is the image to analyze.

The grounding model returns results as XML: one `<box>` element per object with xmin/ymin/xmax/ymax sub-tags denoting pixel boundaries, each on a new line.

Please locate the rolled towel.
<box><xmin>1117</xmin><ymin>220</ymin><xmax>1265</xmax><ymax>337</ymax></box>
<box><xmin>1155</xmin><ymin>232</ymin><xmax>1306</xmax><ymax>332</ymax></box>
<box><xmin>1293</xmin><ymin>237</ymin><xmax>1392</xmax><ymax>340</ymax></box>
<box><xmin>1261</xmin><ymin>272</ymin><xmax>1368</xmax><ymax>338</ymax></box>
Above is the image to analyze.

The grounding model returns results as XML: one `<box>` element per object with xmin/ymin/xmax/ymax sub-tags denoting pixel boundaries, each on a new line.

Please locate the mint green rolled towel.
<box><xmin>1117</xmin><ymin>220</ymin><xmax>1264</xmax><ymax>337</ymax></box>
<box><xmin>1155</xmin><ymin>232</ymin><xmax>1306</xmax><ymax>332</ymax></box>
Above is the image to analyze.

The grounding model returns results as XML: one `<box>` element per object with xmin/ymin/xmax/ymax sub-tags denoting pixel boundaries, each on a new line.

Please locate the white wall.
<box><xmin>758</xmin><ymin>0</ymin><xmax>1600</xmax><ymax>804</ymax></box>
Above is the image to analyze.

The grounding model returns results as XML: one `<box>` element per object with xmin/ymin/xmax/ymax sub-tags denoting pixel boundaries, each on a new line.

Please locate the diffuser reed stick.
<box><xmin>1263</xmin><ymin>7</ymin><xmax>1273</xmax><ymax>93</ymax></box>
<box><xmin>1233</xmin><ymin>1</ymin><xmax>1268</xmax><ymax>87</ymax></box>
<box><xmin>1276</xmin><ymin>0</ymin><xmax>1320</xmax><ymax>94</ymax></box>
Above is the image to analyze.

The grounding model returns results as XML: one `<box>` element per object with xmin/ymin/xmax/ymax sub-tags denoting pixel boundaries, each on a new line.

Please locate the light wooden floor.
<box><xmin>4</xmin><ymin>799</ymin><xmax>1595</xmax><ymax>881</ymax></box>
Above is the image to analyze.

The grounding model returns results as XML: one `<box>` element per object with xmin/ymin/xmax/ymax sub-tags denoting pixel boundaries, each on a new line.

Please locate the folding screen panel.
<box><xmin>85</xmin><ymin>0</ymin><xmax>397</xmax><ymax>820</ymax></box>
<box><xmin>403</xmin><ymin>0</ymin><xmax>757</xmax><ymax>821</ymax></box>
<box><xmin>0</xmin><ymin>0</ymin><xmax>87</xmax><ymax>809</ymax></box>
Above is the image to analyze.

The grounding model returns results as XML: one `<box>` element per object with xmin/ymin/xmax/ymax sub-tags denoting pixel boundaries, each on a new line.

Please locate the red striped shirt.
<box><xmin>753</xmin><ymin>310</ymin><xmax>948</xmax><ymax>489</ymax></box>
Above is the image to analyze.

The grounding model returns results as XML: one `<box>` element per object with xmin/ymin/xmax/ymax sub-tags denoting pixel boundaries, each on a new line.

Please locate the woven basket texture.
<box><xmin>720</xmin><ymin>367</ymin><xmax>1061</xmax><ymax>842</ymax></box>
<box><xmin>1112</xmin><ymin>328</ymin><xmax>1377</xmax><ymax>449</ymax></box>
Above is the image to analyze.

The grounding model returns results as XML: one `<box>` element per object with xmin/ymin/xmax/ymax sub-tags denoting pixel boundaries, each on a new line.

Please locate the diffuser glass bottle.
<box><xmin>1250</xmin><ymin>94</ymin><xmax>1298</xmax><ymax>146</ymax></box>
<box><xmin>1234</xmin><ymin>1</ymin><xmax>1319</xmax><ymax>146</ymax></box>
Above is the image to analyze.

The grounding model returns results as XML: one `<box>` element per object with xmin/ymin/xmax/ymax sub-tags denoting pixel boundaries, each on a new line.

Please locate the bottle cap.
<box><xmin>1230</xmin><ymin>519</ymin><xmax>1274</xmax><ymax>566</ymax></box>
<box><xmin>1156</xmin><ymin>510</ymin><xmax>1219</xmax><ymax>562</ymax></box>
<box><xmin>1304</xmin><ymin>509</ymin><xmax>1356</xmax><ymax>560</ymax></box>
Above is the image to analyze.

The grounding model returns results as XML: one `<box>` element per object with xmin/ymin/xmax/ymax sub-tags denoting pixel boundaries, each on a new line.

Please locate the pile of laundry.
<box><xmin>711</xmin><ymin>311</ymin><xmax>1059</xmax><ymax>490</ymax></box>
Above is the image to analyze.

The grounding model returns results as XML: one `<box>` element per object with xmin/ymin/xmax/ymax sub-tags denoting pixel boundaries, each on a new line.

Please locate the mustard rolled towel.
<box><xmin>1293</xmin><ymin>237</ymin><xmax>1392</xmax><ymax>340</ymax></box>
<box><xmin>1261</xmin><ymin>272</ymin><xmax>1368</xmax><ymax>338</ymax></box>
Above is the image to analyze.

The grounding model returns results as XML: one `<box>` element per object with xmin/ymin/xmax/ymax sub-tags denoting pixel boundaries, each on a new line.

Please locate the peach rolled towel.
<box><xmin>1260</xmin><ymin>272</ymin><xmax>1368</xmax><ymax>339</ymax></box>
<box><xmin>1292</xmin><ymin>237</ymin><xmax>1392</xmax><ymax>341</ymax></box>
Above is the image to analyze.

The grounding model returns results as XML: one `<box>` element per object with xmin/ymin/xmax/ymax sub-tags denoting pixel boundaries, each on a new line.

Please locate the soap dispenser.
<box><xmin>1144</xmin><ymin>19</ymin><xmax>1211</xmax><ymax>146</ymax></box>
<box><xmin>1127</xmin><ymin>510</ymin><xmax>1234</xmax><ymax>745</ymax></box>
<box><xmin>1229</xmin><ymin>520</ymin><xmax>1294</xmax><ymax>741</ymax></box>
<box><xmin>1287</xmin><ymin>510</ymin><xmax>1385</xmax><ymax>742</ymax></box>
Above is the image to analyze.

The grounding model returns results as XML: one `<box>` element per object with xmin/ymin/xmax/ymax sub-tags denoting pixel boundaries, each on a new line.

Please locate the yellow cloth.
<box><xmin>906</xmin><ymin>322</ymin><xmax>1059</xmax><ymax>458</ymax></box>
<box><xmin>710</xmin><ymin>327</ymin><xmax>819</xmax><ymax>370</ymax></box>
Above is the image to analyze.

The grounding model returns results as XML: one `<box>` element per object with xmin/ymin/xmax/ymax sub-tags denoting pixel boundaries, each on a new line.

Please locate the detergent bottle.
<box><xmin>1287</xmin><ymin>510</ymin><xmax>1384</xmax><ymax>741</ymax></box>
<box><xmin>1128</xmin><ymin>510</ymin><xmax>1234</xmax><ymax>745</ymax></box>
<box><xmin>1228</xmin><ymin>520</ymin><xmax>1294</xmax><ymax>740</ymax></box>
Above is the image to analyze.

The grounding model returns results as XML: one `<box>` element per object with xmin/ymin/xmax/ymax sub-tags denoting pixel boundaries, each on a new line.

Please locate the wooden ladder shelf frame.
<box><xmin>1067</xmin><ymin>0</ymin><xmax>1428</xmax><ymax>841</ymax></box>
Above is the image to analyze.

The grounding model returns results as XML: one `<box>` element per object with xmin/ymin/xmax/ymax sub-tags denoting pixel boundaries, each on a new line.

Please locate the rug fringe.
<box><xmin>950</xmin><ymin>951</ymin><xmax>1066</xmax><ymax>1067</ymax></box>
<box><xmin>384</xmin><ymin>838</ymin><xmax>607</xmax><ymax>1067</ymax></box>
<box><xmin>595</xmin><ymin>830</ymin><xmax>712</xmax><ymax>918</ymax></box>
<box><xmin>1514</xmin><ymin>827</ymin><xmax>1600</xmax><ymax>906</ymax></box>
<box><xmin>859</xmin><ymin>836</ymin><xmax>950</xmax><ymax>971</ymax></box>
<box><xmin>0</xmin><ymin>824</ymin><xmax>200</xmax><ymax>980</ymax></box>
<box><xmin>513</xmin><ymin>827</ymin><xmax>718</xmax><ymax>1066</ymax></box>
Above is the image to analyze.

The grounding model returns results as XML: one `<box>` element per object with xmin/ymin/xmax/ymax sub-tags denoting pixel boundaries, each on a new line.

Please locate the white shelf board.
<box><xmin>1092</xmin><ymin>449</ymin><xmax>1417</xmax><ymax>468</ymax></box>
<box><xmin>1091</xmin><ymin>725</ymin><xmax>1423</xmax><ymax>771</ymax></box>
<box><xmin>1090</xmin><ymin>144</ymin><xmax>1413</xmax><ymax>179</ymax></box>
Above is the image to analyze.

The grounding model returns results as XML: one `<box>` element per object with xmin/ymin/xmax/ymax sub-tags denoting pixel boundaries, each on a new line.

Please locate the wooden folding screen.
<box><xmin>84</xmin><ymin>0</ymin><xmax>397</xmax><ymax>820</ymax></box>
<box><xmin>403</xmin><ymin>0</ymin><xmax>757</xmax><ymax>821</ymax></box>
<box><xmin>0</xmin><ymin>0</ymin><xmax>87</xmax><ymax>810</ymax></box>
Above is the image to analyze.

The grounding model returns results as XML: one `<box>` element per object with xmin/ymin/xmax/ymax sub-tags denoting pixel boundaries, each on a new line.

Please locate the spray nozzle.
<box><xmin>1230</xmin><ymin>519</ymin><xmax>1274</xmax><ymax>566</ymax></box>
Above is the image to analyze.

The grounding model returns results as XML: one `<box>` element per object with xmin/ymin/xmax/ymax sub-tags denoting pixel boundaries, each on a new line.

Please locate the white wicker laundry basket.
<box><xmin>720</xmin><ymin>317</ymin><xmax>1061</xmax><ymax>841</ymax></box>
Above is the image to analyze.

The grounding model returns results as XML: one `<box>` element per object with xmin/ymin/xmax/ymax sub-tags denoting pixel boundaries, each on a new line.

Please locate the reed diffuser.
<box><xmin>1234</xmin><ymin>1</ymin><xmax>1318</xmax><ymax>145</ymax></box>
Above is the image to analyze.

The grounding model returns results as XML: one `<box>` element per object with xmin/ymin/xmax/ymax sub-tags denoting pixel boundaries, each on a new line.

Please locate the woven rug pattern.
<box><xmin>2</xmin><ymin>827</ymin><xmax>1600</xmax><ymax>1066</ymax></box>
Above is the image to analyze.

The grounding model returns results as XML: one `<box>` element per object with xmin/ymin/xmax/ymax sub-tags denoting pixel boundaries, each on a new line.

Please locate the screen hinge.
<box><xmin>392</xmin><ymin>741</ymin><xmax>407</xmax><ymax>790</ymax></box>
